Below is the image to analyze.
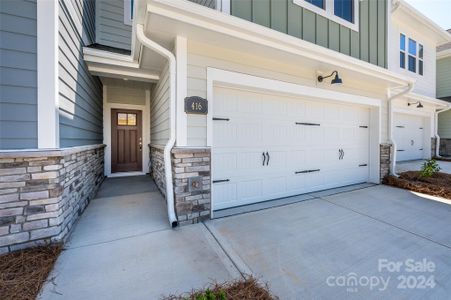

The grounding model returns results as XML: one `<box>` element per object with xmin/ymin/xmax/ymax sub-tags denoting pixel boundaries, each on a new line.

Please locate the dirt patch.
<box><xmin>0</xmin><ymin>244</ymin><xmax>62</xmax><ymax>300</ymax></box>
<box><xmin>163</xmin><ymin>276</ymin><xmax>278</xmax><ymax>300</ymax></box>
<box><xmin>384</xmin><ymin>171</ymin><xmax>451</xmax><ymax>199</ymax></box>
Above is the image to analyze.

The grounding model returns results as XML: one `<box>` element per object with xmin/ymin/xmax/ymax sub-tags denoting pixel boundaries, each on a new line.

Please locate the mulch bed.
<box><xmin>163</xmin><ymin>276</ymin><xmax>278</xmax><ymax>300</ymax></box>
<box><xmin>384</xmin><ymin>171</ymin><xmax>451</xmax><ymax>199</ymax></box>
<box><xmin>0</xmin><ymin>244</ymin><xmax>62</xmax><ymax>300</ymax></box>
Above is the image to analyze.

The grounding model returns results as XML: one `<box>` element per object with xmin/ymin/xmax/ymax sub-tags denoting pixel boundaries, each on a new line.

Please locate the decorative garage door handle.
<box><xmin>266</xmin><ymin>152</ymin><xmax>270</xmax><ymax>166</ymax></box>
<box><xmin>411</xmin><ymin>140</ymin><xmax>414</xmax><ymax>146</ymax></box>
<box><xmin>262</xmin><ymin>152</ymin><xmax>266</xmax><ymax>166</ymax></box>
<box><xmin>213</xmin><ymin>179</ymin><xmax>230</xmax><ymax>184</ymax></box>
<box><xmin>338</xmin><ymin>149</ymin><xmax>345</xmax><ymax>160</ymax></box>
<box><xmin>295</xmin><ymin>122</ymin><xmax>321</xmax><ymax>126</ymax></box>
<box><xmin>295</xmin><ymin>169</ymin><xmax>320</xmax><ymax>174</ymax></box>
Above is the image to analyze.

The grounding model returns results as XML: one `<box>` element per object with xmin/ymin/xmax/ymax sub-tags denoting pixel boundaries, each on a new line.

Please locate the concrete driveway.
<box><xmin>40</xmin><ymin>177</ymin><xmax>451</xmax><ymax>299</ymax></box>
<box><xmin>206</xmin><ymin>185</ymin><xmax>451</xmax><ymax>299</ymax></box>
<box><xmin>396</xmin><ymin>159</ymin><xmax>451</xmax><ymax>173</ymax></box>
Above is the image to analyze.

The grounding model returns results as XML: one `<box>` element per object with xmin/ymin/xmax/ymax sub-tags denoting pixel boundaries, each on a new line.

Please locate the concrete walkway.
<box><xmin>39</xmin><ymin>176</ymin><xmax>239</xmax><ymax>300</ymax></box>
<box><xmin>40</xmin><ymin>177</ymin><xmax>451</xmax><ymax>299</ymax></box>
<box><xmin>396</xmin><ymin>159</ymin><xmax>451</xmax><ymax>173</ymax></box>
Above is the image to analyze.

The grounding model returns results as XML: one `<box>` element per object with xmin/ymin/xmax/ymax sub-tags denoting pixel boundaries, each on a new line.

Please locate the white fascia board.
<box><xmin>148</xmin><ymin>0</ymin><xmax>413</xmax><ymax>87</ymax></box>
<box><xmin>407</xmin><ymin>93</ymin><xmax>451</xmax><ymax>108</ymax></box>
<box><xmin>87</xmin><ymin>65</ymin><xmax>160</xmax><ymax>82</ymax></box>
<box><xmin>437</xmin><ymin>48</ymin><xmax>451</xmax><ymax>59</ymax></box>
<box><xmin>393</xmin><ymin>0</ymin><xmax>451</xmax><ymax>45</ymax></box>
<box><xmin>83</xmin><ymin>47</ymin><xmax>137</xmax><ymax>64</ymax></box>
<box><xmin>37</xmin><ymin>0</ymin><xmax>59</xmax><ymax>149</ymax></box>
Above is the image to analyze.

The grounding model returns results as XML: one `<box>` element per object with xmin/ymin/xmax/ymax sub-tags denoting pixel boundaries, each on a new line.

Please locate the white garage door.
<box><xmin>212</xmin><ymin>87</ymin><xmax>370</xmax><ymax>211</ymax></box>
<box><xmin>393</xmin><ymin>113</ymin><xmax>425</xmax><ymax>162</ymax></box>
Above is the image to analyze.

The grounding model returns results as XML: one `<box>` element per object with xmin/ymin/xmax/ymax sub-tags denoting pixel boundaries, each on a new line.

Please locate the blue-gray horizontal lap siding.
<box><xmin>230</xmin><ymin>0</ymin><xmax>387</xmax><ymax>68</ymax></box>
<box><xmin>0</xmin><ymin>0</ymin><xmax>38</xmax><ymax>149</ymax></box>
<box><xmin>59</xmin><ymin>0</ymin><xmax>103</xmax><ymax>147</ymax></box>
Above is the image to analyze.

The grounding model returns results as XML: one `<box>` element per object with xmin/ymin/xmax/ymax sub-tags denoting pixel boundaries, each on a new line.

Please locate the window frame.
<box><xmin>124</xmin><ymin>0</ymin><xmax>133</xmax><ymax>26</ymax></box>
<box><xmin>293</xmin><ymin>0</ymin><xmax>359</xmax><ymax>32</ymax></box>
<box><xmin>400</xmin><ymin>33</ymin><xmax>424</xmax><ymax>76</ymax></box>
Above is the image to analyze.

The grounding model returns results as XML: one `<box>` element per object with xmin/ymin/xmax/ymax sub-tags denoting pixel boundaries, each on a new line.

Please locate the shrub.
<box><xmin>420</xmin><ymin>159</ymin><xmax>440</xmax><ymax>178</ymax></box>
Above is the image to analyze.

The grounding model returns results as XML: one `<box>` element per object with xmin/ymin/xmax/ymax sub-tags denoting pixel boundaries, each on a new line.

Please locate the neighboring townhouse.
<box><xmin>1</xmin><ymin>0</ymin><xmax>451</xmax><ymax>253</ymax></box>
<box><xmin>437</xmin><ymin>29</ymin><xmax>451</xmax><ymax>156</ymax></box>
<box><xmin>387</xmin><ymin>0</ymin><xmax>451</xmax><ymax>163</ymax></box>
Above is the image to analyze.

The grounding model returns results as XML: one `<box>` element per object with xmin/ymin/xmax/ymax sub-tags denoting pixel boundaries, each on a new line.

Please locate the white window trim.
<box><xmin>293</xmin><ymin>0</ymin><xmax>359</xmax><ymax>32</ymax></box>
<box><xmin>124</xmin><ymin>0</ymin><xmax>133</xmax><ymax>25</ymax></box>
<box><xmin>37</xmin><ymin>0</ymin><xmax>59</xmax><ymax>149</ymax></box>
<box><xmin>401</xmin><ymin>33</ymin><xmax>424</xmax><ymax>76</ymax></box>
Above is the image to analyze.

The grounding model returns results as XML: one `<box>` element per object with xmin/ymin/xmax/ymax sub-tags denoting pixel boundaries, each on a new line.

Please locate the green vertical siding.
<box><xmin>231</xmin><ymin>0</ymin><xmax>387</xmax><ymax>68</ymax></box>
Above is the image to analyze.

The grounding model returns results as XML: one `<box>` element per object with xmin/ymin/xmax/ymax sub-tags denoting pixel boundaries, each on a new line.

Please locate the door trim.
<box><xmin>102</xmin><ymin>87</ymin><xmax>151</xmax><ymax>177</ymax></box>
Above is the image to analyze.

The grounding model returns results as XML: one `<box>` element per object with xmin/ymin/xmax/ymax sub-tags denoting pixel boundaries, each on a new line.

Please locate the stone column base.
<box><xmin>172</xmin><ymin>147</ymin><xmax>211</xmax><ymax>226</ymax></box>
<box><xmin>380</xmin><ymin>143</ymin><xmax>392</xmax><ymax>180</ymax></box>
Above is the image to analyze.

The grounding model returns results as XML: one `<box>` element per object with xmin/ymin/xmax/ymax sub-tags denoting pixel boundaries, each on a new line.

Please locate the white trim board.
<box><xmin>37</xmin><ymin>0</ymin><xmax>59</xmax><ymax>148</ymax></box>
<box><xmin>103</xmin><ymin>87</ymin><xmax>151</xmax><ymax>176</ymax></box>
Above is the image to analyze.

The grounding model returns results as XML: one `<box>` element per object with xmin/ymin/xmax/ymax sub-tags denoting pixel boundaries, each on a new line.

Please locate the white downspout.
<box><xmin>435</xmin><ymin>105</ymin><xmax>451</xmax><ymax>157</ymax></box>
<box><xmin>136</xmin><ymin>24</ymin><xmax>178</xmax><ymax>227</ymax></box>
<box><xmin>387</xmin><ymin>82</ymin><xmax>414</xmax><ymax>176</ymax></box>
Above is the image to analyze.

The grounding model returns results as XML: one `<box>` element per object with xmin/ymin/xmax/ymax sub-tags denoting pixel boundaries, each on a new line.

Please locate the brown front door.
<box><xmin>111</xmin><ymin>109</ymin><xmax>142</xmax><ymax>173</ymax></box>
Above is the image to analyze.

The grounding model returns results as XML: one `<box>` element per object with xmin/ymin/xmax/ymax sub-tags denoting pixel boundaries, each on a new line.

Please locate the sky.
<box><xmin>404</xmin><ymin>0</ymin><xmax>451</xmax><ymax>30</ymax></box>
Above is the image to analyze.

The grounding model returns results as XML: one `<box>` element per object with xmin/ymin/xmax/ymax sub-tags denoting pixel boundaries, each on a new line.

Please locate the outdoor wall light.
<box><xmin>317</xmin><ymin>71</ymin><xmax>343</xmax><ymax>85</ymax></box>
<box><xmin>408</xmin><ymin>101</ymin><xmax>423</xmax><ymax>108</ymax></box>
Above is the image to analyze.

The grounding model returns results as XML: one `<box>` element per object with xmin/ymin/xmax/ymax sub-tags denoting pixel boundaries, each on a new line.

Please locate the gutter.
<box><xmin>387</xmin><ymin>82</ymin><xmax>415</xmax><ymax>176</ymax></box>
<box><xmin>136</xmin><ymin>24</ymin><xmax>178</xmax><ymax>228</ymax></box>
<box><xmin>435</xmin><ymin>105</ymin><xmax>451</xmax><ymax>157</ymax></box>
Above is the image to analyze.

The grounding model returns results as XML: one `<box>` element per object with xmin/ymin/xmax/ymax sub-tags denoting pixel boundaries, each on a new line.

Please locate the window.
<box><xmin>305</xmin><ymin>0</ymin><xmax>324</xmax><ymax>9</ymax></box>
<box><xmin>334</xmin><ymin>0</ymin><xmax>353</xmax><ymax>23</ymax></box>
<box><xmin>419</xmin><ymin>44</ymin><xmax>424</xmax><ymax>75</ymax></box>
<box><xmin>124</xmin><ymin>0</ymin><xmax>134</xmax><ymax>25</ymax></box>
<box><xmin>400</xmin><ymin>34</ymin><xmax>406</xmax><ymax>69</ymax></box>
<box><xmin>117</xmin><ymin>113</ymin><xmax>137</xmax><ymax>126</ymax></box>
<box><xmin>293</xmin><ymin>0</ymin><xmax>359</xmax><ymax>31</ymax></box>
<box><xmin>399</xmin><ymin>34</ymin><xmax>424</xmax><ymax>76</ymax></box>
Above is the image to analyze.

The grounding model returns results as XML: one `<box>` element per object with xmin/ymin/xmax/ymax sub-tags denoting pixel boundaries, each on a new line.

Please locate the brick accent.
<box><xmin>172</xmin><ymin>147</ymin><xmax>211</xmax><ymax>226</ymax></box>
<box><xmin>0</xmin><ymin>145</ymin><xmax>105</xmax><ymax>253</ymax></box>
<box><xmin>150</xmin><ymin>145</ymin><xmax>166</xmax><ymax>196</ymax></box>
<box><xmin>431</xmin><ymin>137</ymin><xmax>437</xmax><ymax>158</ymax></box>
<box><xmin>439</xmin><ymin>138</ymin><xmax>451</xmax><ymax>156</ymax></box>
<box><xmin>380</xmin><ymin>143</ymin><xmax>392</xmax><ymax>180</ymax></box>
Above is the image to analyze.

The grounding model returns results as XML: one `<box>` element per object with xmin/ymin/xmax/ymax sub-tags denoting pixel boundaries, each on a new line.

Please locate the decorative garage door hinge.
<box><xmin>213</xmin><ymin>117</ymin><xmax>230</xmax><ymax>121</ymax></box>
<box><xmin>295</xmin><ymin>122</ymin><xmax>321</xmax><ymax>126</ymax></box>
<box><xmin>359</xmin><ymin>125</ymin><xmax>368</xmax><ymax>128</ymax></box>
<box><xmin>397</xmin><ymin>149</ymin><xmax>405</xmax><ymax>152</ymax></box>
<box><xmin>396</xmin><ymin>125</ymin><xmax>405</xmax><ymax>128</ymax></box>
<box><xmin>295</xmin><ymin>169</ymin><xmax>320</xmax><ymax>174</ymax></box>
<box><xmin>213</xmin><ymin>179</ymin><xmax>230</xmax><ymax>184</ymax></box>
<box><xmin>359</xmin><ymin>164</ymin><xmax>368</xmax><ymax>167</ymax></box>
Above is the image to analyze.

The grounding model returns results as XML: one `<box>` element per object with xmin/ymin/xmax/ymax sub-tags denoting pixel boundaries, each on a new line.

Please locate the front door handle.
<box><xmin>262</xmin><ymin>152</ymin><xmax>266</xmax><ymax>166</ymax></box>
<box><xmin>266</xmin><ymin>152</ymin><xmax>270</xmax><ymax>166</ymax></box>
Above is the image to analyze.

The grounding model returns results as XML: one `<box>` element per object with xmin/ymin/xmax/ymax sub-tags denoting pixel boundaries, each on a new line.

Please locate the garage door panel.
<box><xmin>212</xmin><ymin>87</ymin><xmax>370</xmax><ymax>211</ymax></box>
<box><xmin>394</xmin><ymin>113</ymin><xmax>425</xmax><ymax>161</ymax></box>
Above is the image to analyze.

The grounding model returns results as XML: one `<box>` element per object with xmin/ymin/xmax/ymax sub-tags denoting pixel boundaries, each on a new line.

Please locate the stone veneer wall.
<box><xmin>150</xmin><ymin>145</ymin><xmax>166</xmax><ymax>196</ymax></box>
<box><xmin>172</xmin><ymin>148</ymin><xmax>211</xmax><ymax>226</ymax></box>
<box><xmin>431</xmin><ymin>137</ymin><xmax>437</xmax><ymax>158</ymax></box>
<box><xmin>0</xmin><ymin>145</ymin><xmax>105</xmax><ymax>254</ymax></box>
<box><xmin>439</xmin><ymin>138</ymin><xmax>451</xmax><ymax>156</ymax></box>
<box><xmin>380</xmin><ymin>143</ymin><xmax>392</xmax><ymax>180</ymax></box>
